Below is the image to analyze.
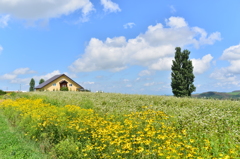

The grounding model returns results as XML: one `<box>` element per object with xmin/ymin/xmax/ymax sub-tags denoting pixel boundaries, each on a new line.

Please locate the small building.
<box><xmin>35</xmin><ymin>74</ymin><xmax>84</xmax><ymax>91</ymax></box>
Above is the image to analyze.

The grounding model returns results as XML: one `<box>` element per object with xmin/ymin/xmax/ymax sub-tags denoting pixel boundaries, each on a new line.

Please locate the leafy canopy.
<box><xmin>39</xmin><ymin>79</ymin><xmax>45</xmax><ymax>84</ymax></box>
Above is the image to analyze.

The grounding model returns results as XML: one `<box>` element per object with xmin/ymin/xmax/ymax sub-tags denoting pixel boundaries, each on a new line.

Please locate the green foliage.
<box><xmin>60</xmin><ymin>87</ymin><xmax>68</xmax><ymax>91</ymax></box>
<box><xmin>39</xmin><ymin>79</ymin><xmax>45</xmax><ymax>85</ymax></box>
<box><xmin>0</xmin><ymin>89</ymin><xmax>6</xmax><ymax>96</ymax></box>
<box><xmin>29</xmin><ymin>78</ymin><xmax>35</xmax><ymax>92</ymax></box>
<box><xmin>50</xmin><ymin>138</ymin><xmax>82</xmax><ymax>159</ymax></box>
<box><xmin>171</xmin><ymin>47</ymin><xmax>196</xmax><ymax>97</ymax></box>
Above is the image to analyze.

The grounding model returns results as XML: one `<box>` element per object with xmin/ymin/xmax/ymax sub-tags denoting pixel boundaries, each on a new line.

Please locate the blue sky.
<box><xmin>0</xmin><ymin>0</ymin><xmax>240</xmax><ymax>95</ymax></box>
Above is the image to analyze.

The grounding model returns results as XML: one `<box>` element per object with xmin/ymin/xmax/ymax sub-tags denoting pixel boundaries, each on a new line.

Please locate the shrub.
<box><xmin>0</xmin><ymin>90</ymin><xmax>6</xmax><ymax>96</ymax></box>
<box><xmin>60</xmin><ymin>87</ymin><xmax>68</xmax><ymax>91</ymax></box>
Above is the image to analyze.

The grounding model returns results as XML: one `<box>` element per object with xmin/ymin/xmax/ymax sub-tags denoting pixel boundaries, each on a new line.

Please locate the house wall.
<box><xmin>36</xmin><ymin>75</ymin><xmax>83</xmax><ymax>91</ymax></box>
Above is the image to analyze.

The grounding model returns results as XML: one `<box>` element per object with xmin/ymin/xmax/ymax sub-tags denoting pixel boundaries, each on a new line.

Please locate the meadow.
<box><xmin>0</xmin><ymin>91</ymin><xmax>239</xmax><ymax>158</ymax></box>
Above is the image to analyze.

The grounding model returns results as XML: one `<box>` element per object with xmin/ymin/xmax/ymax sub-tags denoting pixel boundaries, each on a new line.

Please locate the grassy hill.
<box><xmin>193</xmin><ymin>90</ymin><xmax>240</xmax><ymax>99</ymax></box>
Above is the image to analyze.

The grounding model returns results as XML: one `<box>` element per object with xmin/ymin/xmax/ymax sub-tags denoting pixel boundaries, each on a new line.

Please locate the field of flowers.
<box><xmin>0</xmin><ymin>92</ymin><xmax>239</xmax><ymax>158</ymax></box>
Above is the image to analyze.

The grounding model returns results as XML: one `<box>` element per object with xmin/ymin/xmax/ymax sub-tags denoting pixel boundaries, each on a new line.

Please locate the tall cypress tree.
<box><xmin>171</xmin><ymin>47</ymin><xmax>196</xmax><ymax>97</ymax></box>
<box><xmin>29</xmin><ymin>78</ymin><xmax>35</xmax><ymax>92</ymax></box>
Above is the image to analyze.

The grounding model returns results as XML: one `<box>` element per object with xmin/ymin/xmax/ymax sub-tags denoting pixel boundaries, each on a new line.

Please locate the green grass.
<box><xmin>227</xmin><ymin>92</ymin><xmax>240</xmax><ymax>95</ymax></box>
<box><xmin>0</xmin><ymin>111</ymin><xmax>48</xmax><ymax>159</ymax></box>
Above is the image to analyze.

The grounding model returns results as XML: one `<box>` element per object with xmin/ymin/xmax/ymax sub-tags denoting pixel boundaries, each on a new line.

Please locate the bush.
<box><xmin>60</xmin><ymin>87</ymin><xmax>68</xmax><ymax>91</ymax></box>
<box><xmin>0</xmin><ymin>90</ymin><xmax>6</xmax><ymax>96</ymax></box>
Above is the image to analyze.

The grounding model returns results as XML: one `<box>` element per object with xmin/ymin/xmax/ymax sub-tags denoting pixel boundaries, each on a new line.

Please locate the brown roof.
<box><xmin>34</xmin><ymin>74</ymin><xmax>83</xmax><ymax>89</ymax></box>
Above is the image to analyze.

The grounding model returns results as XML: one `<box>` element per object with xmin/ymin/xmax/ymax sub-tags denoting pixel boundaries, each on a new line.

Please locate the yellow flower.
<box><xmin>190</xmin><ymin>139</ymin><xmax>194</xmax><ymax>143</ymax></box>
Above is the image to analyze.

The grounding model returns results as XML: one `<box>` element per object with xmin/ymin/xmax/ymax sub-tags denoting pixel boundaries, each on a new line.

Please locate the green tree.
<box><xmin>39</xmin><ymin>79</ymin><xmax>45</xmax><ymax>84</ymax></box>
<box><xmin>171</xmin><ymin>47</ymin><xmax>196</xmax><ymax>97</ymax></box>
<box><xmin>29</xmin><ymin>78</ymin><xmax>35</xmax><ymax>92</ymax></box>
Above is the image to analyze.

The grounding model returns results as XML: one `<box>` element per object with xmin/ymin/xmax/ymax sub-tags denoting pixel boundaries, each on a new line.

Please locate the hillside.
<box><xmin>193</xmin><ymin>90</ymin><xmax>240</xmax><ymax>99</ymax></box>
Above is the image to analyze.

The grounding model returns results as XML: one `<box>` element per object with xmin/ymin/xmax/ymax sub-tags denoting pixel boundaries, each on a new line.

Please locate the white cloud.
<box><xmin>165</xmin><ymin>16</ymin><xmax>187</xmax><ymax>28</ymax></box>
<box><xmin>0</xmin><ymin>14</ymin><xmax>10</xmax><ymax>28</ymax></box>
<box><xmin>220</xmin><ymin>44</ymin><xmax>240</xmax><ymax>61</ymax></box>
<box><xmin>149</xmin><ymin>57</ymin><xmax>174</xmax><ymax>71</ymax></box>
<box><xmin>0</xmin><ymin>0</ymin><xmax>94</xmax><ymax>20</ymax></box>
<box><xmin>210</xmin><ymin>44</ymin><xmax>240</xmax><ymax>87</ymax></box>
<box><xmin>123</xmin><ymin>22</ymin><xmax>135</xmax><ymax>29</ymax></box>
<box><xmin>126</xmin><ymin>84</ymin><xmax>132</xmax><ymax>87</ymax></box>
<box><xmin>100</xmin><ymin>0</ymin><xmax>121</xmax><ymax>13</ymax></box>
<box><xmin>83</xmin><ymin>81</ymin><xmax>95</xmax><ymax>85</ymax></box>
<box><xmin>170</xmin><ymin>5</ymin><xmax>176</xmax><ymax>14</ymax></box>
<box><xmin>0</xmin><ymin>45</ymin><xmax>2</xmax><ymax>54</ymax></box>
<box><xmin>69</xmin><ymin>16</ymin><xmax>221</xmax><ymax>73</ymax></box>
<box><xmin>139</xmin><ymin>70</ymin><xmax>152</xmax><ymax>76</ymax></box>
<box><xmin>192</xmin><ymin>27</ymin><xmax>221</xmax><ymax>48</ymax></box>
<box><xmin>212</xmin><ymin>44</ymin><xmax>240</xmax><ymax>75</ymax></box>
<box><xmin>0</xmin><ymin>67</ymin><xmax>36</xmax><ymax>82</ymax></box>
<box><xmin>0</xmin><ymin>74</ymin><xmax>17</xmax><ymax>80</ymax></box>
<box><xmin>192</xmin><ymin>54</ymin><xmax>213</xmax><ymax>74</ymax></box>
<box><xmin>34</xmin><ymin>70</ymin><xmax>61</xmax><ymax>81</ymax></box>
<box><xmin>13</xmin><ymin>68</ymin><xmax>36</xmax><ymax>75</ymax></box>
<box><xmin>210</xmin><ymin>68</ymin><xmax>236</xmax><ymax>81</ymax></box>
<box><xmin>210</xmin><ymin>68</ymin><xmax>240</xmax><ymax>88</ymax></box>
<box><xmin>144</xmin><ymin>82</ymin><xmax>155</xmax><ymax>87</ymax></box>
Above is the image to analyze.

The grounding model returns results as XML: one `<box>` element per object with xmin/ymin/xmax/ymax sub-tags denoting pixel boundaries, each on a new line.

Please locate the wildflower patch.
<box><xmin>0</xmin><ymin>98</ymin><xmax>239</xmax><ymax>158</ymax></box>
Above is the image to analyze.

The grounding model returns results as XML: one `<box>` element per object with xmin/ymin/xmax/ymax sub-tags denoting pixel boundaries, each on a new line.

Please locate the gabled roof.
<box><xmin>34</xmin><ymin>74</ymin><xmax>83</xmax><ymax>89</ymax></box>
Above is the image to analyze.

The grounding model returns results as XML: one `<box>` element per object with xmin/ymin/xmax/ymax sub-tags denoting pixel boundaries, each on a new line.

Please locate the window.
<box><xmin>69</xmin><ymin>84</ymin><xmax>72</xmax><ymax>86</ymax></box>
<box><xmin>52</xmin><ymin>83</ymin><xmax>56</xmax><ymax>86</ymax></box>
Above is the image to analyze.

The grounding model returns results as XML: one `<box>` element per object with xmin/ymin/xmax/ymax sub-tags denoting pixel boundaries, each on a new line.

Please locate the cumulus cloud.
<box><xmin>210</xmin><ymin>44</ymin><xmax>240</xmax><ymax>87</ymax></box>
<box><xmin>0</xmin><ymin>0</ymin><xmax>94</xmax><ymax>20</ymax></box>
<box><xmin>165</xmin><ymin>16</ymin><xmax>187</xmax><ymax>28</ymax></box>
<box><xmin>192</xmin><ymin>54</ymin><xmax>213</xmax><ymax>74</ymax></box>
<box><xmin>33</xmin><ymin>70</ymin><xmax>61</xmax><ymax>81</ymax></box>
<box><xmin>210</xmin><ymin>68</ymin><xmax>236</xmax><ymax>81</ymax></box>
<box><xmin>0</xmin><ymin>14</ymin><xmax>10</xmax><ymax>28</ymax></box>
<box><xmin>210</xmin><ymin>68</ymin><xmax>240</xmax><ymax>87</ymax></box>
<box><xmin>100</xmin><ymin>0</ymin><xmax>121</xmax><ymax>12</ymax></box>
<box><xmin>221</xmin><ymin>44</ymin><xmax>240</xmax><ymax>61</ymax></box>
<box><xmin>149</xmin><ymin>57</ymin><xmax>174</xmax><ymax>71</ymax></box>
<box><xmin>69</xmin><ymin>16</ymin><xmax>221</xmax><ymax>73</ymax></box>
<box><xmin>215</xmin><ymin>44</ymin><xmax>240</xmax><ymax>74</ymax></box>
<box><xmin>192</xmin><ymin>27</ymin><xmax>221</xmax><ymax>48</ymax></box>
<box><xmin>123</xmin><ymin>22</ymin><xmax>135</xmax><ymax>29</ymax></box>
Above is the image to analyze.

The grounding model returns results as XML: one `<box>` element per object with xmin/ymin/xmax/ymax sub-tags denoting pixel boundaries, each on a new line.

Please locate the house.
<box><xmin>35</xmin><ymin>74</ymin><xmax>84</xmax><ymax>91</ymax></box>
